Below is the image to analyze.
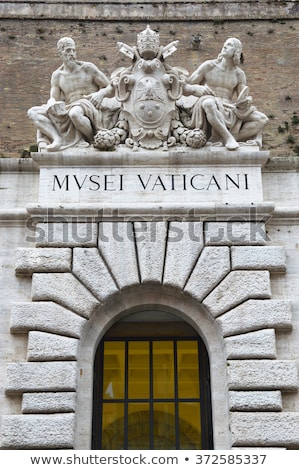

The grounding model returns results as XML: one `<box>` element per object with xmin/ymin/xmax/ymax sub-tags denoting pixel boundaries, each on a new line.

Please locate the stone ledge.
<box><xmin>1</xmin><ymin>2</ymin><xmax>297</xmax><ymax>21</ymax></box>
<box><xmin>224</xmin><ymin>329</ymin><xmax>277</xmax><ymax>360</ymax></box>
<box><xmin>5</xmin><ymin>362</ymin><xmax>77</xmax><ymax>394</ymax></box>
<box><xmin>32</xmin><ymin>273</ymin><xmax>100</xmax><ymax>318</ymax></box>
<box><xmin>15</xmin><ymin>247</ymin><xmax>72</xmax><ymax>275</ymax></box>
<box><xmin>0</xmin><ymin>414</ymin><xmax>75</xmax><ymax>449</ymax></box>
<box><xmin>227</xmin><ymin>360</ymin><xmax>298</xmax><ymax>391</ymax></box>
<box><xmin>22</xmin><ymin>392</ymin><xmax>76</xmax><ymax>414</ymax></box>
<box><xmin>31</xmin><ymin>147</ymin><xmax>269</xmax><ymax>168</ymax></box>
<box><xmin>26</xmin><ymin>202</ymin><xmax>276</xmax><ymax>222</ymax></box>
<box><xmin>27</xmin><ymin>332</ymin><xmax>79</xmax><ymax>362</ymax></box>
<box><xmin>204</xmin><ymin>221</ymin><xmax>268</xmax><ymax>246</ymax></box>
<box><xmin>10</xmin><ymin>302</ymin><xmax>87</xmax><ymax>338</ymax></box>
<box><xmin>203</xmin><ymin>270</ymin><xmax>271</xmax><ymax>317</ymax></box>
<box><xmin>217</xmin><ymin>299</ymin><xmax>293</xmax><ymax>337</ymax></box>
<box><xmin>229</xmin><ymin>391</ymin><xmax>282</xmax><ymax>412</ymax></box>
<box><xmin>34</xmin><ymin>222</ymin><xmax>98</xmax><ymax>248</ymax></box>
<box><xmin>231</xmin><ymin>246</ymin><xmax>286</xmax><ymax>272</ymax></box>
<box><xmin>230</xmin><ymin>412</ymin><xmax>299</xmax><ymax>447</ymax></box>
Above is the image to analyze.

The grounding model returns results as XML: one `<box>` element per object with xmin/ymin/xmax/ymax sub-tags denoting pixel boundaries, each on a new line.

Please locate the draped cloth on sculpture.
<box><xmin>37</xmin><ymin>98</ymin><xmax>120</xmax><ymax>150</ymax></box>
<box><xmin>178</xmin><ymin>95</ymin><xmax>256</xmax><ymax>142</ymax></box>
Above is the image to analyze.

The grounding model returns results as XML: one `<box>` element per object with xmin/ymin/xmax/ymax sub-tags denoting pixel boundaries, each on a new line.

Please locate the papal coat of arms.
<box><xmin>94</xmin><ymin>26</ymin><xmax>206</xmax><ymax>151</ymax></box>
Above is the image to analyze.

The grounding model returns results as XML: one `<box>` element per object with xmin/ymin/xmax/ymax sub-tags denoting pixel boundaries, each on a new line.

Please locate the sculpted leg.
<box><xmin>68</xmin><ymin>106</ymin><xmax>94</xmax><ymax>144</ymax></box>
<box><xmin>236</xmin><ymin>111</ymin><xmax>269</xmax><ymax>144</ymax></box>
<box><xmin>202</xmin><ymin>98</ymin><xmax>239</xmax><ymax>150</ymax></box>
<box><xmin>27</xmin><ymin>106</ymin><xmax>62</xmax><ymax>150</ymax></box>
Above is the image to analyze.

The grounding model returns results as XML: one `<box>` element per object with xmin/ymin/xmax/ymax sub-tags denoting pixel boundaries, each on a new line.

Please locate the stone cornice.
<box><xmin>0</xmin><ymin>2</ymin><xmax>298</xmax><ymax>21</ymax></box>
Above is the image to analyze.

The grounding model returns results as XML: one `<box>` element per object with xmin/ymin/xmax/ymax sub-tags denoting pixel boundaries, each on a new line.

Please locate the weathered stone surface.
<box><xmin>10</xmin><ymin>302</ymin><xmax>87</xmax><ymax>338</ymax></box>
<box><xmin>227</xmin><ymin>360</ymin><xmax>298</xmax><ymax>391</ymax></box>
<box><xmin>73</xmin><ymin>247</ymin><xmax>118</xmax><ymax>301</ymax></box>
<box><xmin>0</xmin><ymin>414</ymin><xmax>75</xmax><ymax>449</ymax></box>
<box><xmin>135</xmin><ymin>221</ymin><xmax>167</xmax><ymax>283</ymax></box>
<box><xmin>203</xmin><ymin>271</ymin><xmax>271</xmax><ymax>317</ymax></box>
<box><xmin>231</xmin><ymin>246</ymin><xmax>286</xmax><ymax>272</ymax></box>
<box><xmin>35</xmin><ymin>222</ymin><xmax>98</xmax><ymax>247</ymax></box>
<box><xmin>32</xmin><ymin>273</ymin><xmax>99</xmax><ymax>318</ymax></box>
<box><xmin>224</xmin><ymin>329</ymin><xmax>277</xmax><ymax>359</ymax></box>
<box><xmin>98</xmin><ymin>222</ymin><xmax>139</xmax><ymax>288</ymax></box>
<box><xmin>15</xmin><ymin>247</ymin><xmax>72</xmax><ymax>275</ymax></box>
<box><xmin>163</xmin><ymin>221</ymin><xmax>203</xmax><ymax>289</ymax></box>
<box><xmin>6</xmin><ymin>362</ymin><xmax>77</xmax><ymax>394</ymax></box>
<box><xmin>217</xmin><ymin>299</ymin><xmax>293</xmax><ymax>337</ymax></box>
<box><xmin>230</xmin><ymin>412</ymin><xmax>299</xmax><ymax>447</ymax></box>
<box><xmin>22</xmin><ymin>392</ymin><xmax>76</xmax><ymax>414</ymax></box>
<box><xmin>184</xmin><ymin>246</ymin><xmax>230</xmax><ymax>301</ymax></box>
<box><xmin>27</xmin><ymin>331</ymin><xmax>79</xmax><ymax>361</ymax></box>
<box><xmin>229</xmin><ymin>391</ymin><xmax>282</xmax><ymax>412</ymax></box>
<box><xmin>204</xmin><ymin>221</ymin><xmax>267</xmax><ymax>246</ymax></box>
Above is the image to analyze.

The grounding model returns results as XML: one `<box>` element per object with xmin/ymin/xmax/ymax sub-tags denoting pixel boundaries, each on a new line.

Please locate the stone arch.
<box><xmin>75</xmin><ymin>284</ymin><xmax>229</xmax><ymax>449</ymax></box>
<box><xmin>2</xmin><ymin>220</ymin><xmax>298</xmax><ymax>449</ymax></box>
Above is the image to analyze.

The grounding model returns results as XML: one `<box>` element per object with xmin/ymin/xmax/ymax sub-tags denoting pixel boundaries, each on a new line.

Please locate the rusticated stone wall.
<box><xmin>0</xmin><ymin>1</ymin><xmax>298</xmax><ymax>157</ymax></box>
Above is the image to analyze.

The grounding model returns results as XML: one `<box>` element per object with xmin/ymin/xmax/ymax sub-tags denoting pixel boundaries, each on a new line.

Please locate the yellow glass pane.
<box><xmin>128</xmin><ymin>341</ymin><xmax>149</xmax><ymax>399</ymax></box>
<box><xmin>103</xmin><ymin>341</ymin><xmax>125</xmax><ymax>399</ymax></box>
<box><xmin>154</xmin><ymin>403</ymin><xmax>176</xmax><ymax>449</ymax></box>
<box><xmin>153</xmin><ymin>341</ymin><xmax>174</xmax><ymax>398</ymax></box>
<box><xmin>128</xmin><ymin>403</ymin><xmax>150</xmax><ymax>449</ymax></box>
<box><xmin>179</xmin><ymin>402</ymin><xmax>201</xmax><ymax>450</ymax></box>
<box><xmin>177</xmin><ymin>340</ymin><xmax>200</xmax><ymax>399</ymax></box>
<box><xmin>102</xmin><ymin>403</ymin><xmax>124</xmax><ymax>449</ymax></box>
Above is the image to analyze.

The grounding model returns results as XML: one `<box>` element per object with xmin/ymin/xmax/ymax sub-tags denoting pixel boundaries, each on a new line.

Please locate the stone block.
<box><xmin>10</xmin><ymin>302</ymin><xmax>87</xmax><ymax>338</ymax></box>
<box><xmin>134</xmin><ymin>221</ymin><xmax>167</xmax><ymax>283</ymax></box>
<box><xmin>224</xmin><ymin>329</ymin><xmax>277</xmax><ymax>359</ymax></box>
<box><xmin>204</xmin><ymin>221</ymin><xmax>267</xmax><ymax>246</ymax></box>
<box><xmin>27</xmin><ymin>332</ymin><xmax>79</xmax><ymax>361</ymax></box>
<box><xmin>98</xmin><ymin>222</ymin><xmax>139</xmax><ymax>288</ymax></box>
<box><xmin>163</xmin><ymin>221</ymin><xmax>203</xmax><ymax>289</ymax></box>
<box><xmin>229</xmin><ymin>391</ymin><xmax>282</xmax><ymax>412</ymax></box>
<box><xmin>184</xmin><ymin>246</ymin><xmax>230</xmax><ymax>301</ymax></box>
<box><xmin>231</xmin><ymin>246</ymin><xmax>286</xmax><ymax>272</ymax></box>
<box><xmin>15</xmin><ymin>247</ymin><xmax>72</xmax><ymax>275</ymax></box>
<box><xmin>227</xmin><ymin>360</ymin><xmax>298</xmax><ymax>391</ymax></box>
<box><xmin>73</xmin><ymin>247</ymin><xmax>118</xmax><ymax>302</ymax></box>
<box><xmin>32</xmin><ymin>273</ymin><xmax>99</xmax><ymax>318</ymax></box>
<box><xmin>35</xmin><ymin>222</ymin><xmax>97</xmax><ymax>247</ymax></box>
<box><xmin>6</xmin><ymin>362</ymin><xmax>77</xmax><ymax>394</ymax></box>
<box><xmin>0</xmin><ymin>414</ymin><xmax>75</xmax><ymax>449</ymax></box>
<box><xmin>230</xmin><ymin>412</ymin><xmax>299</xmax><ymax>447</ymax></box>
<box><xmin>217</xmin><ymin>299</ymin><xmax>293</xmax><ymax>337</ymax></box>
<box><xmin>203</xmin><ymin>271</ymin><xmax>271</xmax><ymax>317</ymax></box>
<box><xmin>22</xmin><ymin>392</ymin><xmax>76</xmax><ymax>414</ymax></box>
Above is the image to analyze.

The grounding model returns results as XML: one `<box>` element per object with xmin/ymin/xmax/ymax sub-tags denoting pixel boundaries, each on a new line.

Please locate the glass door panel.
<box><xmin>179</xmin><ymin>402</ymin><xmax>201</xmax><ymax>450</ymax></box>
<box><xmin>153</xmin><ymin>402</ymin><xmax>176</xmax><ymax>449</ymax></box>
<box><xmin>101</xmin><ymin>403</ymin><xmax>124</xmax><ymax>449</ymax></box>
<box><xmin>128</xmin><ymin>341</ymin><xmax>150</xmax><ymax>399</ymax></box>
<box><xmin>128</xmin><ymin>403</ymin><xmax>150</xmax><ymax>449</ymax></box>
<box><xmin>102</xmin><ymin>341</ymin><xmax>125</xmax><ymax>399</ymax></box>
<box><xmin>177</xmin><ymin>340</ymin><xmax>200</xmax><ymax>399</ymax></box>
<box><xmin>153</xmin><ymin>341</ymin><xmax>174</xmax><ymax>398</ymax></box>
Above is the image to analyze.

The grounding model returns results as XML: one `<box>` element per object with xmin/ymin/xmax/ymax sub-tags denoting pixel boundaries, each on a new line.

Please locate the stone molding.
<box><xmin>1</xmin><ymin>2</ymin><xmax>298</xmax><ymax>21</ymax></box>
<box><xmin>2</xmin><ymin>220</ymin><xmax>298</xmax><ymax>449</ymax></box>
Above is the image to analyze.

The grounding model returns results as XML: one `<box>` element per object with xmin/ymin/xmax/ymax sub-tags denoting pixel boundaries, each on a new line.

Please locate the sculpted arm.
<box><xmin>47</xmin><ymin>70</ymin><xmax>64</xmax><ymax>106</ymax></box>
<box><xmin>183</xmin><ymin>62</ymin><xmax>215</xmax><ymax>97</ymax></box>
<box><xmin>188</xmin><ymin>61</ymin><xmax>211</xmax><ymax>85</ymax></box>
<box><xmin>93</xmin><ymin>64</ymin><xmax>110</xmax><ymax>89</ymax></box>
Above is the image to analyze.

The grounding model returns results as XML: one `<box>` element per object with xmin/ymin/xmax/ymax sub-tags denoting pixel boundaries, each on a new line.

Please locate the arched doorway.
<box><xmin>92</xmin><ymin>310</ymin><xmax>213</xmax><ymax>450</ymax></box>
